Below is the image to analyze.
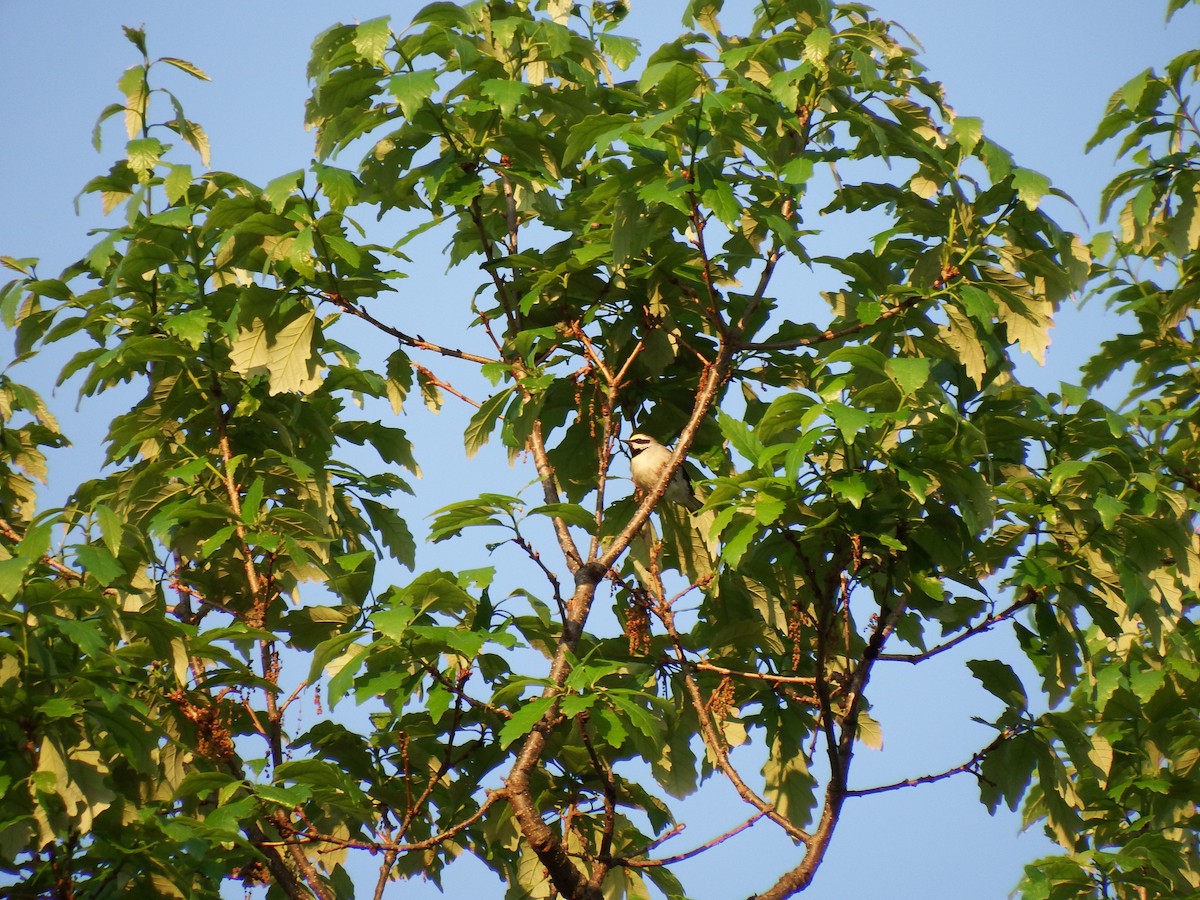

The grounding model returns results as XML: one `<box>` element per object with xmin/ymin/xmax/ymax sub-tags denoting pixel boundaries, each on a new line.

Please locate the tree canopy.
<box><xmin>1</xmin><ymin>1</ymin><xmax>1198</xmax><ymax>898</ymax></box>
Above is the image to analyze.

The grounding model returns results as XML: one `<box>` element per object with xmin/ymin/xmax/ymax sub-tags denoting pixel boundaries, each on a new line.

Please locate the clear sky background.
<box><xmin>1</xmin><ymin>2</ymin><xmax>1197</xmax><ymax>898</ymax></box>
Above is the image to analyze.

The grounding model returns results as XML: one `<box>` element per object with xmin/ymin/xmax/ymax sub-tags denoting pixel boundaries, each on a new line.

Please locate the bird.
<box><xmin>626</xmin><ymin>432</ymin><xmax>703</xmax><ymax>512</ymax></box>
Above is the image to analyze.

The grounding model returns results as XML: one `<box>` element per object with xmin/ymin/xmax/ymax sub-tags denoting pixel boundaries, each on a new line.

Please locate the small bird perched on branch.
<box><xmin>626</xmin><ymin>433</ymin><xmax>703</xmax><ymax>512</ymax></box>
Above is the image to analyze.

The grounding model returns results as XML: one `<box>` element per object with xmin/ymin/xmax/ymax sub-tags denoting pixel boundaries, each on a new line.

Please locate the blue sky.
<box><xmin>1</xmin><ymin>2</ymin><xmax>1196</xmax><ymax>898</ymax></box>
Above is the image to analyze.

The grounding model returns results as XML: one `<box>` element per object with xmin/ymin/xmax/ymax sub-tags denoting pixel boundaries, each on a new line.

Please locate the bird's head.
<box><xmin>625</xmin><ymin>433</ymin><xmax>662</xmax><ymax>457</ymax></box>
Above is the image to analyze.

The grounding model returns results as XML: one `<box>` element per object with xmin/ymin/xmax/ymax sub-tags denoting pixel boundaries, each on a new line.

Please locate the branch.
<box><xmin>877</xmin><ymin>589</ymin><xmax>1037</xmax><ymax>664</ymax></box>
<box><xmin>736</xmin><ymin>194</ymin><xmax>793</xmax><ymax>336</ymax></box>
<box><xmin>758</xmin><ymin>572</ymin><xmax>909</xmax><ymax>900</ymax></box>
<box><xmin>527</xmin><ymin>420</ymin><xmax>584</xmax><ymax>572</ymax></box>
<box><xmin>283</xmin><ymin>791</ymin><xmax>504</xmax><ymax>856</ymax></box>
<box><xmin>587</xmin><ymin>337</ymin><xmax>643</xmax><ymax>561</ymax></box>
<box><xmin>0</xmin><ymin>517</ymin><xmax>85</xmax><ymax>583</ymax></box>
<box><xmin>242</xmin><ymin>819</ymin><xmax>312</xmax><ymax>898</ymax></box>
<box><xmin>501</xmin><ymin>340</ymin><xmax>736</xmax><ymax>899</ymax></box>
<box><xmin>321</xmin><ymin>291</ymin><xmax>498</xmax><ymax>366</ymax></box>
<box><xmin>736</xmin><ymin>295</ymin><xmax>925</xmax><ymax>352</ymax></box>
<box><xmin>619</xmin><ymin>811</ymin><xmax>767</xmax><ymax>868</ymax></box>
<box><xmin>686</xmin><ymin>191</ymin><xmax>732</xmax><ymax>337</ymax></box>
<box><xmin>571</xmin><ymin>321</ymin><xmax>614</xmax><ymax>384</ymax></box>
<box><xmin>373</xmin><ymin>849</ymin><xmax>397</xmax><ymax>900</ymax></box>
<box><xmin>845</xmin><ymin>727</ymin><xmax>1018</xmax><ymax>798</ymax></box>
<box><xmin>399</xmin><ymin>666</ymin><xmax>471</xmax><ymax>838</ymax></box>
<box><xmin>690</xmin><ymin>659</ymin><xmax>817</xmax><ymax>686</ymax></box>
<box><xmin>657</xmin><ymin>599</ymin><xmax>811</xmax><ymax>846</ymax></box>
<box><xmin>501</xmin><ymin>575</ymin><xmax>607</xmax><ymax>900</ymax></box>
<box><xmin>511</xmin><ymin>531</ymin><xmax>567</xmax><ymax>621</ymax></box>
<box><xmin>266</xmin><ymin>810</ymin><xmax>336</xmax><ymax>900</ymax></box>
<box><xmin>578</xmin><ymin>717</ymin><xmax>617</xmax><ymax>888</ymax></box>
<box><xmin>598</xmin><ymin>343</ymin><xmax>735</xmax><ymax>572</ymax></box>
<box><xmin>412</xmin><ymin>364</ymin><xmax>482</xmax><ymax>409</ymax></box>
<box><xmin>468</xmin><ymin>194</ymin><xmax>519</xmax><ymax>331</ymax></box>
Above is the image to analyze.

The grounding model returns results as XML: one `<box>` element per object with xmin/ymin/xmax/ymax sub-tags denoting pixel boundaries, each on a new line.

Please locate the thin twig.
<box><xmin>0</xmin><ymin>517</ymin><xmax>85</xmax><ymax>582</ymax></box>
<box><xmin>737</xmin><ymin>295</ymin><xmax>925</xmax><ymax>352</ymax></box>
<box><xmin>619</xmin><ymin>811</ymin><xmax>767</xmax><ymax>868</ymax></box>
<box><xmin>578</xmin><ymin>718</ymin><xmax>617</xmax><ymax>888</ymax></box>
<box><xmin>321</xmin><ymin>291</ymin><xmax>498</xmax><ymax>365</ymax></box>
<box><xmin>846</xmin><ymin>728</ymin><xmax>1019</xmax><ymax>797</ymax></box>
<box><xmin>655</xmin><ymin>598</ymin><xmax>811</xmax><ymax>846</ymax></box>
<box><xmin>691</xmin><ymin>660</ymin><xmax>817</xmax><ymax>685</ymax></box>
<box><xmin>878</xmin><ymin>589</ymin><xmax>1037</xmax><ymax>663</ymax></box>
<box><xmin>413</xmin><ymin>364</ymin><xmax>482</xmax><ymax>409</ymax></box>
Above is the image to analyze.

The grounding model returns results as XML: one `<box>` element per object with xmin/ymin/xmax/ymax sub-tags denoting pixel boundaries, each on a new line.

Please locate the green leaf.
<box><xmin>780</xmin><ymin>156</ymin><xmax>814</xmax><ymax>186</ymax></box>
<box><xmin>463</xmin><ymin>389</ymin><xmax>512</xmax><ymax>459</ymax></box>
<box><xmin>172</xmin><ymin>116</ymin><xmax>211</xmax><ymax>167</ymax></box>
<box><xmin>314</xmin><ymin>163</ymin><xmax>361</xmax><ymax>211</ymax></box>
<box><xmin>163</xmin><ymin>164</ymin><xmax>193</xmax><ymax>204</ymax></box>
<box><xmin>148</xmin><ymin>206</ymin><xmax>194</xmax><ymax>229</ymax></box>
<box><xmin>73</xmin><ymin>544</ymin><xmax>125</xmax><ymax>586</ymax></box>
<box><xmin>599</xmin><ymin>34</ymin><xmax>638</xmax><ymax>70</ymax></box>
<box><xmin>241</xmin><ymin>477</ymin><xmax>266</xmax><ymax>525</ymax></box>
<box><xmin>830</xmin><ymin>473</ymin><xmax>867</xmax><ymax>508</ymax></box>
<box><xmin>826</xmin><ymin>402</ymin><xmax>871</xmax><ymax>443</ymax></box>
<box><xmin>498</xmin><ymin>696</ymin><xmax>557</xmax><ymax>748</ymax></box>
<box><xmin>0</xmin><ymin>557</ymin><xmax>31</xmax><ymax>600</ymax></box>
<box><xmin>856</xmin><ymin>710</ymin><xmax>884</xmax><ymax>750</ymax></box>
<box><xmin>968</xmin><ymin>659</ymin><xmax>1027</xmax><ymax>712</ymax></box>
<box><xmin>122</xmin><ymin>26</ymin><xmax>148</xmax><ymax>56</ymax></box>
<box><xmin>950</xmin><ymin>115</ymin><xmax>984</xmax><ymax>155</ymax></box>
<box><xmin>803</xmin><ymin>27</ymin><xmax>832</xmax><ymax>68</ymax></box>
<box><xmin>527</xmin><ymin>503</ymin><xmax>597</xmax><ymax>534</ymax></box>
<box><xmin>481</xmin><ymin>79</ymin><xmax>530</xmax><ymax>118</ymax></box>
<box><xmin>264</xmin><ymin>170</ymin><xmax>304</xmax><ymax>213</ymax></box>
<box><xmin>126</xmin><ymin>137</ymin><xmax>165</xmax><ymax>178</ymax></box>
<box><xmin>117</xmin><ymin>65</ymin><xmax>148</xmax><ymax>139</ymax></box>
<box><xmin>886</xmin><ymin>357</ymin><xmax>931</xmax><ymax>394</ymax></box>
<box><xmin>164</xmin><ymin>308</ymin><xmax>213</xmax><ymax>349</ymax></box>
<box><xmin>763</xmin><ymin>731</ymin><xmax>814</xmax><ymax>824</ymax></box>
<box><xmin>957</xmin><ymin>284</ymin><xmax>998</xmax><ymax>320</ymax></box>
<box><xmin>909</xmin><ymin>173</ymin><xmax>939</xmax><ymax>199</ymax></box>
<box><xmin>361</xmin><ymin>499</ymin><xmax>416</xmax><ymax>568</ymax></box>
<box><xmin>352</xmin><ymin>17</ymin><xmax>391</xmax><ymax>64</ymax></box>
<box><xmin>158</xmin><ymin>56</ymin><xmax>211</xmax><ymax>81</ymax></box>
<box><xmin>702</xmin><ymin>180</ymin><xmax>739</xmax><ymax>225</ymax></box>
<box><xmin>94</xmin><ymin>504</ymin><xmax>123</xmax><ymax>555</ymax></box>
<box><xmin>1093</xmin><ymin>494</ymin><xmax>1126</xmax><ymax>530</ymax></box>
<box><xmin>230</xmin><ymin>310</ymin><xmax>323</xmax><ymax>395</ymax></box>
<box><xmin>717</xmin><ymin>409</ymin><xmax>764</xmax><ymax>462</ymax></box>
<box><xmin>997</xmin><ymin>295</ymin><xmax>1052</xmax><ymax>365</ymax></box>
<box><xmin>1012</xmin><ymin>167</ymin><xmax>1051</xmax><ymax>210</ymax></box>
<box><xmin>563</xmin><ymin>114</ymin><xmax>631</xmax><ymax>166</ymax></box>
<box><xmin>388</xmin><ymin>70</ymin><xmax>439</xmax><ymax>119</ymax></box>
<box><xmin>940</xmin><ymin>305</ymin><xmax>987</xmax><ymax>387</ymax></box>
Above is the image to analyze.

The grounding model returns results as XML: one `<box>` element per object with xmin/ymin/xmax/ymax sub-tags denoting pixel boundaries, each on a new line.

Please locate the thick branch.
<box><xmin>759</xmin><ymin>561</ymin><xmax>907</xmax><ymax>900</ymax></box>
<box><xmin>267</xmin><ymin>810</ymin><xmax>335</xmax><ymax>900</ymax></box>
<box><xmin>502</xmin><ymin>576</ymin><xmax>604</xmax><ymax>900</ymax></box>
<box><xmin>528</xmin><ymin>421</ymin><xmax>584</xmax><ymax>572</ymax></box>
<box><xmin>599</xmin><ymin>344</ymin><xmax>735</xmax><ymax>570</ymax></box>
<box><xmin>501</xmin><ymin>342</ymin><xmax>735</xmax><ymax>897</ymax></box>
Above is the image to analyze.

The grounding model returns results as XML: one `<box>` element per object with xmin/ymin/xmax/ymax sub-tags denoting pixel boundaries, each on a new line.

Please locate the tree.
<box><xmin>1015</xmin><ymin>7</ymin><xmax>1200</xmax><ymax>896</ymax></box>
<box><xmin>0</xmin><ymin>1</ymin><xmax>1196</xmax><ymax>898</ymax></box>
